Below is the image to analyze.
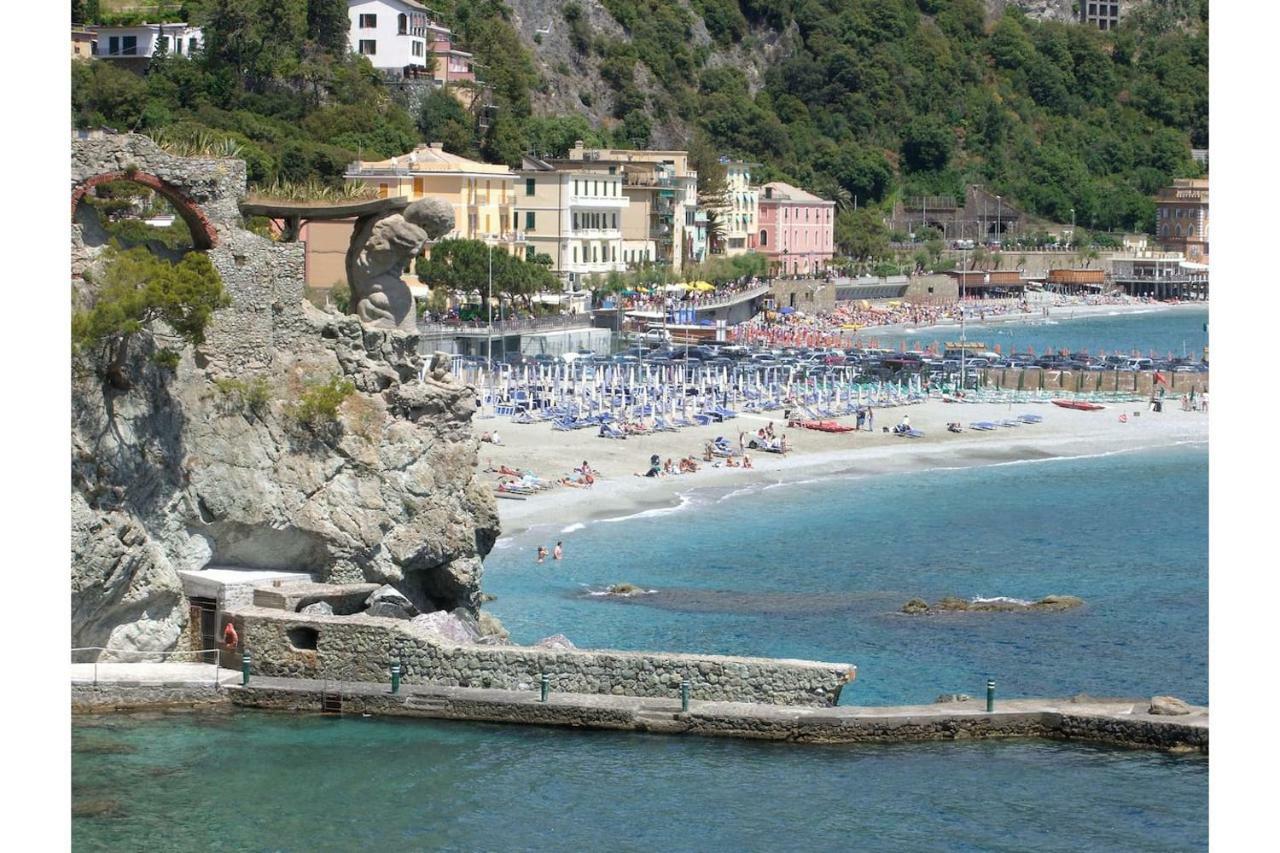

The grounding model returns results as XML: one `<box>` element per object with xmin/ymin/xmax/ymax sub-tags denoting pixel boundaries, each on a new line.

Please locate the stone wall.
<box><xmin>980</xmin><ymin>367</ymin><xmax>1210</xmax><ymax>395</ymax></box>
<box><xmin>235</xmin><ymin>608</ymin><xmax>856</xmax><ymax>707</ymax></box>
<box><xmin>72</xmin><ymin>684</ymin><xmax>230</xmax><ymax>713</ymax></box>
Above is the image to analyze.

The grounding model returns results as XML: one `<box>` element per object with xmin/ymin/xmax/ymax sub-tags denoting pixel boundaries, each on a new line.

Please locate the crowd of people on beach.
<box><xmin>732</xmin><ymin>293</ymin><xmax>1158</xmax><ymax>349</ymax></box>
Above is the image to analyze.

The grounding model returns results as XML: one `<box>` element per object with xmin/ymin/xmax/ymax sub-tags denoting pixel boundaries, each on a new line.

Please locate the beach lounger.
<box><xmin>969</xmin><ymin>421</ymin><xmax>998</xmax><ymax>431</ymax></box>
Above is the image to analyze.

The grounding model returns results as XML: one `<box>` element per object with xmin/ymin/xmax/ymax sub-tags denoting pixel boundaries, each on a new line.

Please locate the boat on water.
<box><xmin>1052</xmin><ymin>399</ymin><xmax>1106</xmax><ymax>411</ymax></box>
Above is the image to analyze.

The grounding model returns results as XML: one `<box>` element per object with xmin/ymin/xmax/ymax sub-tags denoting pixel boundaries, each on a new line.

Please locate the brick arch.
<box><xmin>71</xmin><ymin>171</ymin><xmax>219</xmax><ymax>250</ymax></box>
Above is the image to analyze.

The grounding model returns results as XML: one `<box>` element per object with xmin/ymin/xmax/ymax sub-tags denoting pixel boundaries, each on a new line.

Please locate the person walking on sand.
<box><xmin>866</xmin><ymin>407</ymin><xmax>874</xmax><ymax>432</ymax></box>
<box><xmin>536</xmin><ymin>546</ymin><xmax>547</xmax><ymax>563</ymax></box>
<box><xmin>553</xmin><ymin>542</ymin><xmax>563</xmax><ymax>560</ymax></box>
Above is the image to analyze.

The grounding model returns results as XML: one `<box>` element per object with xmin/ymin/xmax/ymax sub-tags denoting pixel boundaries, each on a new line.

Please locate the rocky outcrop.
<box><xmin>71</xmin><ymin>135</ymin><xmax>499</xmax><ymax>658</ymax></box>
<box><xmin>901</xmin><ymin>595</ymin><xmax>1085</xmax><ymax>615</ymax></box>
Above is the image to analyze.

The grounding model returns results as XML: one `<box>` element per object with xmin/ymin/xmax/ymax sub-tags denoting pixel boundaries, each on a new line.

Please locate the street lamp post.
<box><xmin>996</xmin><ymin>195</ymin><xmax>1002</xmax><ymax>246</ymax></box>
<box><xmin>1070</xmin><ymin>207</ymin><xmax>1076</xmax><ymax>248</ymax></box>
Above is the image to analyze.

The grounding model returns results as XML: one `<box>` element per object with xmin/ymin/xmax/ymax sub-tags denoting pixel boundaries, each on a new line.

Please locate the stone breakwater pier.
<box><xmin>72</xmin><ymin>673</ymin><xmax>1208</xmax><ymax>754</ymax></box>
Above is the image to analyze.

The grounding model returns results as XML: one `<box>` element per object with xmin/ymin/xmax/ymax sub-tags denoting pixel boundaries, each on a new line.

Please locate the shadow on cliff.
<box><xmin>71</xmin><ymin>336</ymin><xmax>189</xmax><ymax>523</ymax></box>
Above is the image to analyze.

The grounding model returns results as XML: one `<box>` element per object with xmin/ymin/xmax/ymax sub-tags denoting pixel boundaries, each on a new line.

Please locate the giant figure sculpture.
<box><xmin>346</xmin><ymin>198</ymin><xmax>454</xmax><ymax>332</ymax></box>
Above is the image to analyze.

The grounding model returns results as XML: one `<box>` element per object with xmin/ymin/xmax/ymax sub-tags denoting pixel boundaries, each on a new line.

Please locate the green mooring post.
<box><xmin>680</xmin><ymin>680</ymin><xmax>690</xmax><ymax>712</ymax></box>
<box><xmin>242</xmin><ymin>650</ymin><xmax>251</xmax><ymax>686</ymax></box>
<box><xmin>986</xmin><ymin>679</ymin><xmax>995</xmax><ymax>712</ymax></box>
<box><xmin>539</xmin><ymin>674</ymin><xmax>549</xmax><ymax>702</ymax></box>
<box><xmin>390</xmin><ymin>660</ymin><xmax>401</xmax><ymax>694</ymax></box>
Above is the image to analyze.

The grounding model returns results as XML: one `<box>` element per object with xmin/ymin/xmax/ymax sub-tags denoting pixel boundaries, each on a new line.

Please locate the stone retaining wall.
<box><xmin>72</xmin><ymin>684</ymin><xmax>230</xmax><ymax>713</ymax></box>
<box><xmin>234</xmin><ymin>608</ymin><xmax>855</xmax><ymax>706</ymax></box>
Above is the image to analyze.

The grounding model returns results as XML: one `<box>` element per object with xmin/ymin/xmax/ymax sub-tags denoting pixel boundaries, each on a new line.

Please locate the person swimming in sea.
<box><xmin>536</xmin><ymin>546</ymin><xmax>547</xmax><ymax>563</ymax></box>
<box><xmin>553</xmin><ymin>542</ymin><xmax>563</xmax><ymax>560</ymax></box>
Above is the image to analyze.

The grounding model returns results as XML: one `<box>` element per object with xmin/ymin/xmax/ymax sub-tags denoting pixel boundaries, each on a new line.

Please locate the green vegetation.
<box><xmin>416</xmin><ymin>240</ymin><xmax>561</xmax><ymax>306</ymax></box>
<box><xmin>214</xmin><ymin>375</ymin><xmax>273</xmax><ymax>417</ymax></box>
<box><xmin>72</xmin><ymin>245</ymin><xmax>229</xmax><ymax>389</ymax></box>
<box><xmin>289</xmin><ymin>374</ymin><xmax>356</xmax><ymax>428</ymax></box>
<box><xmin>73</xmin><ymin>0</ymin><xmax>1207</xmax><ymax>239</ymax></box>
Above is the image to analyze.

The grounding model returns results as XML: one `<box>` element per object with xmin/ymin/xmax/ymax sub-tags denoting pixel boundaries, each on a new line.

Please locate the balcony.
<box><xmin>569</xmin><ymin>193</ymin><xmax>629</xmax><ymax>209</ymax></box>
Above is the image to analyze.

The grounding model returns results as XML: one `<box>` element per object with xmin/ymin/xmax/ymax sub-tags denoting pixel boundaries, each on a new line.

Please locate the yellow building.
<box><xmin>716</xmin><ymin>160</ymin><xmax>759</xmax><ymax>257</ymax></box>
<box><xmin>292</xmin><ymin>143</ymin><xmax>520</xmax><ymax>291</ymax></box>
<box><xmin>347</xmin><ymin>143</ymin><xmax>517</xmax><ymax>244</ymax></box>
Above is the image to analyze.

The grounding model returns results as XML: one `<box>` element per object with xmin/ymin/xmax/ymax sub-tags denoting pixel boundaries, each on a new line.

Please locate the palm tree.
<box><xmin>704</xmin><ymin>209</ymin><xmax>727</xmax><ymax>255</ymax></box>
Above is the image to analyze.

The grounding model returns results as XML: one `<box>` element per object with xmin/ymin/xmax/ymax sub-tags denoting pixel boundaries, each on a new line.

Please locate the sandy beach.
<box><xmin>478</xmin><ymin>395</ymin><xmax>1209</xmax><ymax>537</ymax></box>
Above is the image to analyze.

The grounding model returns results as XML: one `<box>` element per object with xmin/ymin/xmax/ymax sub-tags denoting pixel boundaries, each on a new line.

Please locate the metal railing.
<box><xmin>417</xmin><ymin>314</ymin><xmax>593</xmax><ymax>335</ymax></box>
<box><xmin>71</xmin><ymin>646</ymin><xmax>227</xmax><ymax>688</ymax></box>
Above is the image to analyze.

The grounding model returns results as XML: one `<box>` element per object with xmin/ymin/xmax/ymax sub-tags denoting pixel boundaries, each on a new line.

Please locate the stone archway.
<box><xmin>71</xmin><ymin>170</ymin><xmax>219</xmax><ymax>251</ymax></box>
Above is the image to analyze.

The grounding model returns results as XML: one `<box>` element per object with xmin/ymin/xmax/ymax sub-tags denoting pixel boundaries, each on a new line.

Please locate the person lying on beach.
<box><xmin>679</xmin><ymin>457</ymin><xmax>699</xmax><ymax>474</ymax></box>
<box><xmin>947</xmin><ymin>422</ymin><xmax>963</xmax><ymax>433</ymax></box>
<box><xmin>489</xmin><ymin>464</ymin><xmax>525</xmax><ymax>477</ymax></box>
<box><xmin>663</xmin><ymin>458</ymin><xmax>675</xmax><ymax>475</ymax></box>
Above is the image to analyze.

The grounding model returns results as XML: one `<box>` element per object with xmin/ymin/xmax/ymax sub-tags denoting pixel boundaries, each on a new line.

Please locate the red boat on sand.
<box><xmin>789</xmin><ymin>418</ymin><xmax>857</xmax><ymax>432</ymax></box>
<box><xmin>1051</xmin><ymin>399</ymin><xmax>1105</xmax><ymax>411</ymax></box>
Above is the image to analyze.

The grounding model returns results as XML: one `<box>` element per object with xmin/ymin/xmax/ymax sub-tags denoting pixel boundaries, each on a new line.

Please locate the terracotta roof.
<box><xmin>354</xmin><ymin>145</ymin><xmax>513</xmax><ymax>176</ymax></box>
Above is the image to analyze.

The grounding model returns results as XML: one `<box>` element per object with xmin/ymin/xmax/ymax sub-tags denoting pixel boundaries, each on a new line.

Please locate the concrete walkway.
<box><xmin>71</xmin><ymin>662</ymin><xmax>241</xmax><ymax>687</ymax></box>
<box><xmin>227</xmin><ymin>676</ymin><xmax>1208</xmax><ymax>753</ymax></box>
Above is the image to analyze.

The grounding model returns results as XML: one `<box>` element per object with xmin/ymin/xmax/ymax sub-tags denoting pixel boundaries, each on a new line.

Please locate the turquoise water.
<box><xmin>866</xmin><ymin>306</ymin><xmax>1208</xmax><ymax>358</ymax></box>
<box><xmin>72</xmin><ymin>309</ymin><xmax>1208</xmax><ymax>847</ymax></box>
<box><xmin>486</xmin><ymin>445</ymin><xmax>1208</xmax><ymax>706</ymax></box>
<box><xmin>73</xmin><ymin>712</ymin><xmax>1206</xmax><ymax>851</ymax></box>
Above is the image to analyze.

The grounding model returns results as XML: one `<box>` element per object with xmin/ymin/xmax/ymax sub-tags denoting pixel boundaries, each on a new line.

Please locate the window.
<box><xmin>120</xmin><ymin>35</ymin><xmax>137</xmax><ymax>55</ymax></box>
<box><xmin>612</xmin><ymin>213</ymin><xmax>617</xmax><ymax>229</ymax></box>
<box><xmin>760</xmin><ymin>230</ymin><xmax>768</xmax><ymax>247</ymax></box>
<box><xmin>398</xmin><ymin>13</ymin><xmax>407</xmax><ymax>34</ymax></box>
<box><xmin>593</xmin><ymin>180</ymin><xmax>599</xmax><ymax>196</ymax></box>
<box><xmin>188</xmin><ymin>36</ymin><xmax>198</xmax><ymax>53</ymax></box>
<box><xmin>412</xmin><ymin>41</ymin><xmax>424</xmax><ymax>57</ymax></box>
<box><xmin>525</xmin><ymin>211</ymin><xmax>536</xmax><ymax>231</ymax></box>
<box><xmin>525</xmin><ymin>178</ymin><xmax>535</xmax><ymax>196</ymax></box>
<box><xmin>592</xmin><ymin>246</ymin><xmax>598</xmax><ymax>262</ymax></box>
<box><xmin>608</xmin><ymin>166</ymin><xmax>616</xmax><ymax>175</ymax></box>
<box><xmin>573</xmin><ymin>246</ymin><xmax>578</xmax><ymax>263</ymax></box>
<box><xmin>359</xmin><ymin>14</ymin><xmax>377</xmax><ymax>28</ymax></box>
<box><xmin>156</xmin><ymin>35</ymin><xmax>169</xmax><ymax>53</ymax></box>
<box><xmin>513</xmin><ymin>211</ymin><xmax>519</xmax><ymax>230</ymax></box>
<box><xmin>574</xmin><ymin>180</ymin><xmax>579</xmax><ymax>195</ymax></box>
<box><xmin>358</xmin><ymin>40</ymin><xmax>376</xmax><ymax>55</ymax></box>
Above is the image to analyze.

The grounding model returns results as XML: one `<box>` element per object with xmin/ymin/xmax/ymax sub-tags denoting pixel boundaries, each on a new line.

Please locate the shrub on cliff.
<box><xmin>72</xmin><ymin>246</ymin><xmax>229</xmax><ymax>390</ymax></box>
<box><xmin>288</xmin><ymin>375</ymin><xmax>356</xmax><ymax>429</ymax></box>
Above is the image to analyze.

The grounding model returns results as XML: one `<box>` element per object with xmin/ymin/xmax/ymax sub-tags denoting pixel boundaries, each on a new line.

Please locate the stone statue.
<box><xmin>347</xmin><ymin>198</ymin><xmax>454</xmax><ymax>332</ymax></box>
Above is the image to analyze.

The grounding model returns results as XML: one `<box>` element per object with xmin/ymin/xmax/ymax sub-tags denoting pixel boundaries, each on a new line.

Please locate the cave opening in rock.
<box><xmin>286</xmin><ymin>626</ymin><xmax>319</xmax><ymax>651</ymax></box>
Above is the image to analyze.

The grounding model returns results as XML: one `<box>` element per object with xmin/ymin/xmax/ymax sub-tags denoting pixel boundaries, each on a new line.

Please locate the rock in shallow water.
<box><xmin>902</xmin><ymin>595</ymin><xmax>1085</xmax><ymax>615</ymax></box>
<box><xmin>534</xmin><ymin>633</ymin><xmax>575</xmax><ymax>650</ymax></box>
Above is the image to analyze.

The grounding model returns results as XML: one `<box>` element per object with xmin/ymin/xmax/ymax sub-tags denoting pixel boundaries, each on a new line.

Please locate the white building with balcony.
<box><xmin>515</xmin><ymin>156</ymin><xmax>628</xmax><ymax>299</ymax></box>
<box><xmin>348</xmin><ymin>0</ymin><xmax>474</xmax><ymax>82</ymax></box>
<box><xmin>89</xmin><ymin>22</ymin><xmax>202</xmax><ymax>63</ymax></box>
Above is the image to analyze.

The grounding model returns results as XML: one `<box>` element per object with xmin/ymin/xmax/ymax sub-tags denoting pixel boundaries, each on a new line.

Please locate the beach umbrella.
<box><xmin>692</xmin><ymin>281</ymin><xmax>716</xmax><ymax>292</ymax></box>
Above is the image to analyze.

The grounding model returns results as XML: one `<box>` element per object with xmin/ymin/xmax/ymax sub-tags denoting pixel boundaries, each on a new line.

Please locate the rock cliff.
<box><xmin>71</xmin><ymin>135</ymin><xmax>499</xmax><ymax>656</ymax></box>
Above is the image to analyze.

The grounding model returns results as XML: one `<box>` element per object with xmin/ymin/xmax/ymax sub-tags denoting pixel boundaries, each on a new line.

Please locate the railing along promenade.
<box><xmin>417</xmin><ymin>314</ymin><xmax>594</xmax><ymax>336</ymax></box>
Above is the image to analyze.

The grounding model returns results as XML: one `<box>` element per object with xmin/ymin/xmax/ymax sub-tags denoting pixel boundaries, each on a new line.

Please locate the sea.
<box><xmin>73</xmin><ymin>308</ymin><xmax>1209</xmax><ymax>851</ymax></box>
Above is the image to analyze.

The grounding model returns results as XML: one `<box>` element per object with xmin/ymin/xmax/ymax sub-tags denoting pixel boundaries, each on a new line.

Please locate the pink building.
<box><xmin>757</xmin><ymin>182</ymin><xmax>835</xmax><ymax>276</ymax></box>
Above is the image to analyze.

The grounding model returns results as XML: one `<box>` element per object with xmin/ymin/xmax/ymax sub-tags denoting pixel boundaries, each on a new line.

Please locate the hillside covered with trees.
<box><xmin>72</xmin><ymin>1</ymin><xmax>1208</xmax><ymax>243</ymax></box>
